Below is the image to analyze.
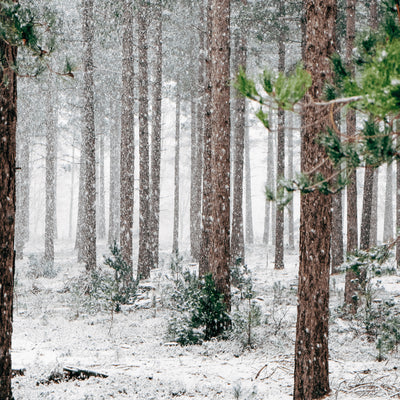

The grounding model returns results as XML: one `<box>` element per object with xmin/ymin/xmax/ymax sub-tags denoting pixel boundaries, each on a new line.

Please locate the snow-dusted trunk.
<box><xmin>370</xmin><ymin>169</ymin><xmax>378</xmax><ymax>246</ymax></box>
<box><xmin>0</xmin><ymin>36</ymin><xmax>17</xmax><ymax>400</ymax></box>
<box><xmin>190</xmin><ymin>96</ymin><xmax>198</xmax><ymax>260</ymax></box>
<box><xmin>173</xmin><ymin>84</ymin><xmax>181</xmax><ymax>253</ymax></box>
<box><xmin>108</xmin><ymin>102</ymin><xmax>121</xmax><ymax>246</ymax></box>
<box><xmin>275</xmin><ymin>18</ymin><xmax>285</xmax><ymax>269</ymax></box>
<box><xmin>15</xmin><ymin>124</ymin><xmax>30</xmax><ymax>259</ymax></box>
<box><xmin>137</xmin><ymin>0</ymin><xmax>151</xmax><ymax>279</ymax></box>
<box><xmin>231</xmin><ymin>32</ymin><xmax>246</xmax><ymax>265</ymax></box>
<box><xmin>294</xmin><ymin>1</ymin><xmax>335</xmax><ymax>398</ymax></box>
<box><xmin>383</xmin><ymin>162</ymin><xmax>394</xmax><ymax>242</ymax></box>
<box><xmin>286</xmin><ymin>112</ymin><xmax>294</xmax><ymax>250</ymax></box>
<box><xmin>150</xmin><ymin>0</ymin><xmax>163</xmax><ymax>268</ymax></box>
<box><xmin>76</xmin><ymin>141</ymin><xmax>85</xmax><ymax>259</ymax></box>
<box><xmin>97</xmin><ymin>128</ymin><xmax>106</xmax><ymax>240</ymax></box>
<box><xmin>344</xmin><ymin>0</ymin><xmax>358</xmax><ymax>312</ymax></box>
<box><xmin>68</xmin><ymin>134</ymin><xmax>76</xmax><ymax>239</ymax></box>
<box><xmin>244</xmin><ymin>113</ymin><xmax>254</xmax><ymax>245</ymax></box>
<box><xmin>209</xmin><ymin>0</ymin><xmax>231</xmax><ymax>309</ymax></box>
<box><xmin>397</xmin><ymin>151</ymin><xmax>400</xmax><ymax>266</ymax></box>
<box><xmin>120</xmin><ymin>0</ymin><xmax>135</xmax><ymax>273</ymax></box>
<box><xmin>44</xmin><ymin>80</ymin><xmax>58</xmax><ymax>268</ymax></box>
<box><xmin>263</xmin><ymin>117</ymin><xmax>274</xmax><ymax>245</ymax></box>
<box><xmin>199</xmin><ymin>0</ymin><xmax>212</xmax><ymax>276</ymax></box>
<box><xmin>360</xmin><ymin>166</ymin><xmax>374</xmax><ymax>250</ymax></box>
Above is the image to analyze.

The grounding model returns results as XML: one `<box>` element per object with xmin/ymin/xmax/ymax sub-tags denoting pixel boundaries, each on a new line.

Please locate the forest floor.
<box><xmin>11</xmin><ymin>240</ymin><xmax>400</xmax><ymax>399</ymax></box>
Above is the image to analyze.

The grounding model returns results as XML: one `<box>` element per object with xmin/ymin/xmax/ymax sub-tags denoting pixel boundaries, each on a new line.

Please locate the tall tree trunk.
<box><xmin>263</xmin><ymin>116</ymin><xmax>274</xmax><ymax>246</ymax></box>
<box><xmin>383</xmin><ymin>162</ymin><xmax>394</xmax><ymax>242</ymax></box>
<box><xmin>81</xmin><ymin>0</ymin><xmax>96</xmax><ymax>271</ymax></box>
<box><xmin>120</xmin><ymin>0</ymin><xmax>135</xmax><ymax>274</ymax></box>
<box><xmin>370</xmin><ymin>169</ymin><xmax>378</xmax><ymax>246</ymax></box>
<box><xmin>209</xmin><ymin>0</ymin><xmax>231</xmax><ymax>309</ymax></box>
<box><xmin>360</xmin><ymin>166</ymin><xmax>374</xmax><ymax>250</ymax></box>
<box><xmin>231</xmin><ymin>32</ymin><xmax>246</xmax><ymax>265</ymax></box>
<box><xmin>150</xmin><ymin>0</ymin><xmax>163</xmax><ymax>268</ymax></box>
<box><xmin>244</xmin><ymin>110</ymin><xmax>254</xmax><ymax>245</ymax></box>
<box><xmin>76</xmin><ymin>139</ymin><xmax>85</xmax><ymax>258</ymax></box>
<box><xmin>44</xmin><ymin>80</ymin><xmax>57</xmax><ymax>268</ymax></box>
<box><xmin>275</xmin><ymin>3</ymin><xmax>286</xmax><ymax>270</ymax></box>
<box><xmin>199</xmin><ymin>0</ymin><xmax>212</xmax><ymax>276</ymax></box>
<box><xmin>137</xmin><ymin>0</ymin><xmax>151</xmax><ymax>279</ymax></box>
<box><xmin>15</xmin><ymin>125</ymin><xmax>30</xmax><ymax>259</ymax></box>
<box><xmin>287</xmin><ymin>112</ymin><xmax>295</xmax><ymax>250</ymax></box>
<box><xmin>294</xmin><ymin>1</ymin><xmax>336</xmax><ymax>398</ymax></box>
<box><xmin>97</xmin><ymin>128</ymin><xmax>106</xmax><ymax>240</ymax></box>
<box><xmin>0</xmin><ymin>35</ymin><xmax>17</xmax><ymax>400</ymax></box>
<box><xmin>344</xmin><ymin>0</ymin><xmax>358</xmax><ymax>312</ymax></box>
<box><xmin>173</xmin><ymin>84</ymin><xmax>181</xmax><ymax>253</ymax></box>
<box><xmin>397</xmin><ymin>150</ymin><xmax>400</xmax><ymax>266</ymax></box>
<box><xmin>68</xmin><ymin>134</ymin><xmax>76</xmax><ymax>239</ymax></box>
<box><xmin>190</xmin><ymin>96</ymin><xmax>198</xmax><ymax>260</ymax></box>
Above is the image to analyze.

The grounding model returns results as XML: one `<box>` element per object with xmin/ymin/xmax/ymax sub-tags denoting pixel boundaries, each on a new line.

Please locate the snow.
<box><xmin>10</xmin><ymin>241</ymin><xmax>400</xmax><ymax>399</ymax></box>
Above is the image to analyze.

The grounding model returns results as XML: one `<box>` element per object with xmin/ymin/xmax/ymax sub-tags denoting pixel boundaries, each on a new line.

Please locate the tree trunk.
<box><xmin>370</xmin><ymin>169</ymin><xmax>378</xmax><ymax>246</ymax></box>
<box><xmin>190</xmin><ymin>96</ymin><xmax>198</xmax><ymax>260</ymax></box>
<box><xmin>275</xmin><ymin>21</ymin><xmax>286</xmax><ymax>269</ymax></box>
<box><xmin>383</xmin><ymin>162</ymin><xmax>394</xmax><ymax>242</ymax></box>
<box><xmin>0</xmin><ymin>36</ymin><xmax>17</xmax><ymax>400</ymax></box>
<box><xmin>173</xmin><ymin>84</ymin><xmax>181</xmax><ymax>253</ymax></box>
<box><xmin>68</xmin><ymin>134</ymin><xmax>76</xmax><ymax>240</ymax></box>
<box><xmin>137</xmin><ymin>0</ymin><xmax>151</xmax><ymax>279</ymax></box>
<box><xmin>287</xmin><ymin>112</ymin><xmax>295</xmax><ymax>250</ymax></box>
<box><xmin>360</xmin><ymin>166</ymin><xmax>374</xmax><ymax>250</ymax></box>
<box><xmin>97</xmin><ymin>128</ymin><xmax>106</xmax><ymax>240</ymax></box>
<box><xmin>294</xmin><ymin>1</ymin><xmax>336</xmax><ymax>398</ymax></box>
<box><xmin>120</xmin><ymin>0</ymin><xmax>135</xmax><ymax>274</ymax></box>
<box><xmin>76</xmin><ymin>139</ymin><xmax>85</xmax><ymax>259</ymax></box>
<box><xmin>81</xmin><ymin>0</ymin><xmax>97</xmax><ymax>271</ymax></box>
<box><xmin>397</xmin><ymin>154</ymin><xmax>400</xmax><ymax>266</ymax></box>
<box><xmin>44</xmin><ymin>80</ymin><xmax>57</xmax><ymax>268</ymax></box>
<box><xmin>199</xmin><ymin>0</ymin><xmax>212</xmax><ymax>277</ymax></box>
<box><xmin>209</xmin><ymin>0</ymin><xmax>231</xmax><ymax>309</ymax></box>
<box><xmin>344</xmin><ymin>0</ymin><xmax>358</xmax><ymax>313</ymax></box>
<box><xmin>231</xmin><ymin>32</ymin><xmax>246</xmax><ymax>265</ymax></box>
<box><xmin>150</xmin><ymin>0</ymin><xmax>163</xmax><ymax>268</ymax></box>
<box><xmin>244</xmin><ymin>109</ymin><xmax>254</xmax><ymax>245</ymax></box>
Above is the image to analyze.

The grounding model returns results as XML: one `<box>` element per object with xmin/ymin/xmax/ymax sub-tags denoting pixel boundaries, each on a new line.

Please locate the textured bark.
<box><xmin>294</xmin><ymin>1</ymin><xmax>336</xmax><ymax>398</ymax></box>
<box><xmin>97</xmin><ymin>128</ymin><xmax>106</xmax><ymax>240</ymax></box>
<box><xmin>44</xmin><ymin>81</ymin><xmax>57</xmax><ymax>268</ymax></box>
<box><xmin>173</xmin><ymin>85</ymin><xmax>181</xmax><ymax>253</ymax></box>
<box><xmin>15</xmin><ymin>124</ymin><xmax>30</xmax><ymax>259</ymax></box>
<box><xmin>199</xmin><ymin>0</ymin><xmax>212</xmax><ymax>277</ymax></box>
<box><xmin>120</xmin><ymin>0</ymin><xmax>135</xmax><ymax>273</ymax></box>
<box><xmin>190</xmin><ymin>96</ymin><xmax>198</xmax><ymax>260</ymax></box>
<box><xmin>231</xmin><ymin>32</ymin><xmax>246</xmax><ymax>265</ymax></box>
<box><xmin>263</xmin><ymin>118</ymin><xmax>274</xmax><ymax>246</ymax></box>
<box><xmin>344</xmin><ymin>0</ymin><xmax>358</xmax><ymax>313</ymax></box>
<box><xmin>81</xmin><ymin>0</ymin><xmax>97</xmax><ymax>271</ymax></box>
<box><xmin>383</xmin><ymin>162</ymin><xmax>394</xmax><ymax>242</ymax></box>
<box><xmin>68</xmin><ymin>134</ymin><xmax>76</xmax><ymax>239</ymax></box>
<box><xmin>287</xmin><ymin>112</ymin><xmax>295</xmax><ymax>250</ymax></box>
<box><xmin>209</xmin><ymin>0</ymin><xmax>231</xmax><ymax>309</ymax></box>
<box><xmin>244</xmin><ymin>112</ymin><xmax>254</xmax><ymax>245</ymax></box>
<box><xmin>76</xmin><ymin>140</ymin><xmax>85</xmax><ymax>259</ymax></box>
<box><xmin>275</xmin><ymin>30</ymin><xmax>286</xmax><ymax>269</ymax></box>
<box><xmin>0</xmin><ymin>35</ymin><xmax>17</xmax><ymax>400</ymax></box>
<box><xmin>370</xmin><ymin>169</ymin><xmax>378</xmax><ymax>246</ymax></box>
<box><xmin>150</xmin><ymin>0</ymin><xmax>163</xmax><ymax>268</ymax></box>
<box><xmin>137</xmin><ymin>1</ymin><xmax>151</xmax><ymax>279</ymax></box>
<box><xmin>360</xmin><ymin>167</ymin><xmax>374</xmax><ymax>250</ymax></box>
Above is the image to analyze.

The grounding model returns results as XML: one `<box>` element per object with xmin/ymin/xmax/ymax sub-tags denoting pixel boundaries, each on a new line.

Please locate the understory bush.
<box><xmin>27</xmin><ymin>254</ymin><xmax>58</xmax><ymax>279</ymax></box>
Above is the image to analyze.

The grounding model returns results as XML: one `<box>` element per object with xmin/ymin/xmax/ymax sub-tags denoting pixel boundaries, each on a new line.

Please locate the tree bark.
<box><xmin>360</xmin><ymin>166</ymin><xmax>374</xmax><ymax>250</ymax></box>
<box><xmin>173</xmin><ymin>83</ymin><xmax>181</xmax><ymax>253</ymax></box>
<box><xmin>344</xmin><ymin>0</ymin><xmax>358</xmax><ymax>313</ymax></box>
<box><xmin>370</xmin><ymin>169</ymin><xmax>378</xmax><ymax>246</ymax></box>
<box><xmin>209</xmin><ymin>0</ymin><xmax>231</xmax><ymax>309</ymax></box>
<box><xmin>81</xmin><ymin>0</ymin><xmax>97</xmax><ymax>271</ymax></box>
<box><xmin>287</xmin><ymin>112</ymin><xmax>295</xmax><ymax>250</ymax></box>
<box><xmin>383</xmin><ymin>162</ymin><xmax>394</xmax><ymax>242</ymax></box>
<box><xmin>150</xmin><ymin>0</ymin><xmax>163</xmax><ymax>268</ymax></box>
<box><xmin>97</xmin><ymin>128</ymin><xmax>106</xmax><ymax>240</ymax></box>
<box><xmin>44</xmin><ymin>79</ymin><xmax>57</xmax><ymax>268</ymax></box>
<box><xmin>294</xmin><ymin>1</ymin><xmax>336</xmax><ymax>398</ymax></box>
<box><xmin>0</xmin><ymin>35</ymin><xmax>17</xmax><ymax>400</ymax></box>
<box><xmin>120</xmin><ymin>0</ymin><xmax>135</xmax><ymax>274</ymax></box>
<box><xmin>137</xmin><ymin>0</ymin><xmax>151</xmax><ymax>279</ymax></box>
<box><xmin>244</xmin><ymin>109</ymin><xmax>254</xmax><ymax>245</ymax></box>
<box><xmin>190</xmin><ymin>95</ymin><xmax>198</xmax><ymax>260</ymax></box>
<box><xmin>231</xmin><ymin>32</ymin><xmax>246</xmax><ymax>265</ymax></box>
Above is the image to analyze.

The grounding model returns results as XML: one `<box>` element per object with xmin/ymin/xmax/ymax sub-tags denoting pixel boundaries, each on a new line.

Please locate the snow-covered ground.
<box><xmin>11</xmin><ymin>240</ymin><xmax>400</xmax><ymax>399</ymax></box>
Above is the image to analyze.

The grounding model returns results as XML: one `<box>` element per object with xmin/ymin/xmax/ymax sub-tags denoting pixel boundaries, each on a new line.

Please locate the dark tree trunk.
<box><xmin>0</xmin><ymin>36</ymin><xmax>17</xmax><ymax>400</ymax></box>
<box><xmin>370</xmin><ymin>169</ymin><xmax>378</xmax><ymax>246</ymax></box>
<box><xmin>81</xmin><ymin>0</ymin><xmax>97</xmax><ymax>271</ymax></box>
<box><xmin>137</xmin><ymin>0</ymin><xmax>151</xmax><ymax>279</ymax></box>
<box><xmin>275</xmin><ymin>2</ymin><xmax>286</xmax><ymax>270</ymax></box>
<box><xmin>173</xmin><ymin>84</ymin><xmax>181</xmax><ymax>253</ymax></box>
<box><xmin>294</xmin><ymin>1</ymin><xmax>336</xmax><ymax>398</ymax></box>
<box><xmin>383</xmin><ymin>162</ymin><xmax>394</xmax><ymax>242</ymax></box>
<box><xmin>150</xmin><ymin>0</ymin><xmax>163</xmax><ymax>268</ymax></box>
<box><xmin>120</xmin><ymin>0</ymin><xmax>135</xmax><ymax>274</ymax></box>
<box><xmin>344</xmin><ymin>0</ymin><xmax>358</xmax><ymax>313</ymax></box>
<box><xmin>44</xmin><ymin>80</ymin><xmax>57</xmax><ymax>268</ymax></box>
<box><xmin>199</xmin><ymin>0</ymin><xmax>212</xmax><ymax>277</ymax></box>
<box><xmin>360</xmin><ymin>166</ymin><xmax>374</xmax><ymax>250</ymax></box>
<box><xmin>209</xmin><ymin>0</ymin><xmax>231</xmax><ymax>309</ymax></box>
<box><xmin>231</xmin><ymin>32</ymin><xmax>246</xmax><ymax>265</ymax></box>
